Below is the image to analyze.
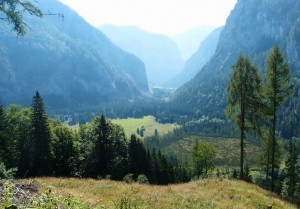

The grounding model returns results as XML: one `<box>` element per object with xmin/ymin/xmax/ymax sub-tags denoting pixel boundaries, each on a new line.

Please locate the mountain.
<box><xmin>171</xmin><ymin>25</ymin><xmax>215</xmax><ymax>61</ymax></box>
<box><xmin>99</xmin><ymin>24</ymin><xmax>184</xmax><ymax>86</ymax></box>
<box><xmin>167</xmin><ymin>26</ymin><xmax>224</xmax><ymax>87</ymax></box>
<box><xmin>0</xmin><ymin>0</ymin><xmax>149</xmax><ymax>108</ymax></box>
<box><xmin>169</xmin><ymin>0</ymin><xmax>300</xmax><ymax>131</ymax></box>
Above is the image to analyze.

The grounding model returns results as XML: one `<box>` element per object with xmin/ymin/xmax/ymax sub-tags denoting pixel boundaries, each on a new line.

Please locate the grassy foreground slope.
<box><xmin>31</xmin><ymin>178</ymin><xmax>296</xmax><ymax>209</ymax></box>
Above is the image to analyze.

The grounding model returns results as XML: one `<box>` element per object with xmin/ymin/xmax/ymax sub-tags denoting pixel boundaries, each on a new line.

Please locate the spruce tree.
<box><xmin>264</xmin><ymin>46</ymin><xmax>294</xmax><ymax>191</ymax></box>
<box><xmin>0</xmin><ymin>103</ymin><xmax>9</xmax><ymax>164</ymax></box>
<box><xmin>30</xmin><ymin>91</ymin><xmax>52</xmax><ymax>176</ymax></box>
<box><xmin>282</xmin><ymin>138</ymin><xmax>298</xmax><ymax>197</ymax></box>
<box><xmin>0</xmin><ymin>103</ymin><xmax>18</xmax><ymax>169</ymax></box>
<box><xmin>128</xmin><ymin>134</ymin><xmax>148</xmax><ymax>180</ymax></box>
<box><xmin>93</xmin><ymin>115</ymin><xmax>113</xmax><ymax>177</ymax></box>
<box><xmin>225</xmin><ymin>54</ymin><xmax>262</xmax><ymax>180</ymax></box>
<box><xmin>53</xmin><ymin>126</ymin><xmax>77</xmax><ymax>177</ymax></box>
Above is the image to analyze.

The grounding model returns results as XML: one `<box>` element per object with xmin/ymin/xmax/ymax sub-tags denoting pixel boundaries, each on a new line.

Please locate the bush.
<box><xmin>0</xmin><ymin>163</ymin><xmax>17</xmax><ymax>179</ymax></box>
<box><xmin>123</xmin><ymin>173</ymin><xmax>134</xmax><ymax>183</ymax></box>
<box><xmin>136</xmin><ymin>174</ymin><xmax>149</xmax><ymax>184</ymax></box>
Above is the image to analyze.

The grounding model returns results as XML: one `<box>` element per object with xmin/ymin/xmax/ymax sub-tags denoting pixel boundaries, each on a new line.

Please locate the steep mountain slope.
<box><xmin>0</xmin><ymin>0</ymin><xmax>148</xmax><ymax>108</ymax></box>
<box><xmin>171</xmin><ymin>25</ymin><xmax>215</xmax><ymax>61</ymax></box>
<box><xmin>167</xmin><ymin>26</ymin><xmax>223</xmax><ymax>87</ymax></box>
<box><xmin>99</xmin><ymin>24</ymin><xmax>184</xmax><ymax>86</ymax></box>
<box><xmin>170</xmin><ymin>0</ymin><xmax>300</xmax><ymax>122</ymax></box>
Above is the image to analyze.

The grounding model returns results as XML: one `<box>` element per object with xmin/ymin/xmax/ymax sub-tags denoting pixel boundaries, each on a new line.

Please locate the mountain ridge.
<box><xmin>168</xmin><ymin>0</ymin><xmax>300</xmax><ymax>135</ymax></box>
<box><xmin>0</xmin><ymin>0</ymin><xmax>149</xmax><ymax>108</ymax></box>
<box><xmin>99</xmin><ymin>24</ymin><xmax>184</xmax><ymax>86</ymax></box>
<box><xmin>167</xmin><ymin>26</ymin><xmax>223</xmax><ymax>87</ymax></box>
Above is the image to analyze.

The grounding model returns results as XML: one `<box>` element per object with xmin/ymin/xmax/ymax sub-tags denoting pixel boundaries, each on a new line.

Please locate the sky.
<box><xmin>59</xmin><ymin>0</ymin><xmax>237</xmax><ymax>35</ymax></box>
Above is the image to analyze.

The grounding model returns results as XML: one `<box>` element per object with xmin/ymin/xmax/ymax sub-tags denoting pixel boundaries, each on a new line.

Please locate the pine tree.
<box><xmin>6</xmin><ymin>105</ymin><xmax>32</xmax><ymax>177</ymax></box>
<box><xmin>282</xmin><ymin>138</ymin><xmax>298</xmax><ymax>197</ymax></box>
<box><xmin>30</xmin><ymin>91</ymin><xmax>52</xmax><ymax>176</ymax></box>
<box><xmin>93</xmin><ymin>115</ymin><xmax>113</xmax><ymax>177</ymax></box>
<box><xmin>264</xmin><ymin>46</ymin><xmax>294</xmax><ymax>191</ymax></box>
<box><xmin>0</xmin><ymin>103</ymin><xmax>19</xmax><ymax>169</ymax></box>
<box><xmin>53</xmin><ymin>126</ymin><xmax>77</xmax><ymax>177</ymax></box>
<box><xmin>128</xmin><ymin>134</ymin><xmax>148</xmax><ymax>180</ymax></box>
<box><xmin>225</xmin><ymin>54</ymin><xmax>262</xmax><ymax>180</ymax></box>
<box><xmin>0</xmin><ymin>103</ymin><xmax>9</xmax><ymax>164</ymax></box>
<box><xmin>109</xmin><ymin>124</ymin><xmax>128</xmax><ymax>180</ymax></box>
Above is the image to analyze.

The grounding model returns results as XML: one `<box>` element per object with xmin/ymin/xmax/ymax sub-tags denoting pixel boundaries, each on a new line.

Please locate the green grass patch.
<box><xmin>111</xmin><ymin>115</ymin><xmax>179</xmax><ymax>138</ymax></box>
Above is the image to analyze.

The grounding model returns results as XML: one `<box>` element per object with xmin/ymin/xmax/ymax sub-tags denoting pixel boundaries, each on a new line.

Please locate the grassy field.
<box><xmin>27</xmin><ymin>177</ymin><xmax>297</xmax><ymax>209</ymax></box>
<box><xmin>152</xmin><ymin>135</ymin><xmax>260</xmax><ymax>167</ymax></box>
<box><xmin>111</xmin><ymin>116</ymin><xmax>179</xmax><ymax>138</ymax></box>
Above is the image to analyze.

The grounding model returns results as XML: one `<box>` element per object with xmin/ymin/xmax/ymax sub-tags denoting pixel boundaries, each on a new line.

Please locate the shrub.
<box><xmin>123</xmin><ymin>173</ymin><xmax>134</xmax><ymax>183</ymax></box>
<box><xmin>136</xmin><ymin>174</ymin><xmax>149</xmax><ymax>184</ymax></box>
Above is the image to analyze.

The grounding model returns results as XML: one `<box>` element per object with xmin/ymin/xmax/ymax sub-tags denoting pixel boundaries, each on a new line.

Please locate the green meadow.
<box><xmin>111</xmin><ymin>115</ymin><xmax>179</xmax><ymax>138</ymax></box>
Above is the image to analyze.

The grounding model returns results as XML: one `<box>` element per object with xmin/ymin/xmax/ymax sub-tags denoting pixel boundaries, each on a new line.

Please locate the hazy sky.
<box><xmin>59</xmin><ymin>0</ymin><xmax>237</xmax><ymax>35</ymax></box>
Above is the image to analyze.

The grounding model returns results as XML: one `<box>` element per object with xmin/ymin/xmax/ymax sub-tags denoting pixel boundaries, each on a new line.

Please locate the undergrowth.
<box><xmin>0</xmin><ymin>180</ymin><xmax>94</xmax><ymax>209</ymax></box>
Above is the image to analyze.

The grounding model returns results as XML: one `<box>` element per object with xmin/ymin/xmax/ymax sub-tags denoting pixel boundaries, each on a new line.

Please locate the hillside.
<box><xmin>171</xmin><ymin>25</ymin><xmax>215</xmax><ymax>61</ymax></box>
<box><xmin>0</xmin><ymin>0</ymin><xmax>149</xmax><ymax>108</ymax></box>
<box><xmin>99</xmin><ymin>24</ymin><xmax>184</xmax><ymax>86</ymax></box>
<box><xmin>169</xmin><ymin>0</ymin><xmax>300</xmax><ymax>137</ymax></box>
<box><xmin>24</xmin><ymin>178</ymin><xmax>297</xmax><ymax>208</ymax></box>
<box><xmin>167</xmin><ymin>26</ymin><xmax>223</xmax><ymax>87</ymax></box>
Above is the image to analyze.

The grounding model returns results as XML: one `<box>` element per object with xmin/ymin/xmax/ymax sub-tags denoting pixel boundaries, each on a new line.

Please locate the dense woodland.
<box><xmin>0</xmin><ymin>92</ymin><xmax>195</xmax><ymax>185</ymax></box>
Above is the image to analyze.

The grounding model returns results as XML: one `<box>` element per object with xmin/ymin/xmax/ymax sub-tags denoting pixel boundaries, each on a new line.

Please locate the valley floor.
<box><xmin>24</xmin><ymin>177</ymin><xmax>297</xmax><ymax>209</ymax></box>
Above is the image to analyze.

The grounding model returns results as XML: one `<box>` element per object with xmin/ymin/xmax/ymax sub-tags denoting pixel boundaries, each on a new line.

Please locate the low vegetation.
<box><xmin>6</xmin><ymin>177</ymin><xmax>296</xmax><ymax>209</ymax></box>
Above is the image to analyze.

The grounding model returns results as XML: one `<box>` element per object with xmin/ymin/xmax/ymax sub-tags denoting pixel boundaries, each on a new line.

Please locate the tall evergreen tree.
<box><xmin>30</xmin><ymin>91</ymin><xmax>52</xmax><ymax>176</ymax></box>
<box><xmin>6</xmin><ymin>105</ymin><xmax>32</xmax><ymax>177</ymax></box>
<box><xmin>282</xmin><ymin>138</ymin><xmax>298</xmax><ymax>197</ymax></box>
<box><xmin>128</xmin><ymin>134</ymin><xmax>149</xmax><ymax>179</ymax></box>
<box><xmin>0</xmin><ymin>103</ymin><xmax>9</xmax><ymax>165</ymax></box>
<box><xmin>109</xmin><ymin>124</ymin><xmax>128</xmax><ymax>180</ymax></box>
<box><xmin>93</xmin><ymin>115</ymin><xmax>113</xmax><ymax>177</ymax></box>
<box><xmin>0</xmin><ymin>103</ymin><xmax>19</xmax><ymax>169</ymax></box>
<box><xmin>264</xmin><ymin>45</ymin><xmax>294</xmax><ymax>192</ymax></box>
<box><xmin>53</xmin><ymin>126</ymin><xmax>77</xmax><ymax>177</ymax></box>
<box><xmin>225</xmin><ymin>54</ymin><xmax>262</xmax><ymax>180</ymax></box>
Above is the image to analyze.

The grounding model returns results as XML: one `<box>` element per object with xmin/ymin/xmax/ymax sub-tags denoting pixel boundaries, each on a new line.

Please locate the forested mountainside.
<box><xmin>167</xmin><ymin>26</ymin><xmax>223</xmax><ymax>87</ymax></box>
<box><xmin>0</xmin><ymin>0</ymin><xmax>149</xmax><ymax>108</ymax></box>
<box><xmin>99</xmin><ymin>24</ymin><xmax>184</xmax><ymax>86</ymax></box>
<box><xmin>169</xmin><ymin>0</ymin><xmax>300</xmax><ymax>137</ymax></box>
<box><xmin>170</xmin><ymin>25</ymin><xmax>215</xmax><ymax>61</ymax></box>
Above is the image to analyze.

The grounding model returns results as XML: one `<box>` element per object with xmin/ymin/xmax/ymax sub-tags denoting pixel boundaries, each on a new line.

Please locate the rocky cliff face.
<box><xmin>0</xmin><ymin>0</ymin><xmax>149</xmax><ymax>108</ymax></box>
<box><xmin>170</xmin><ymin>0</ymin><xmax>300</xmax><ymax>119</ymax></box>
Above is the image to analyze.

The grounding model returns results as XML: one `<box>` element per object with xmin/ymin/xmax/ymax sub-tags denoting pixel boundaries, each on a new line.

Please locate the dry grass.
<box><xmin>26</xmin><ymin>177</ymin><xmax>297</xmax><ymax>209</ymax></box>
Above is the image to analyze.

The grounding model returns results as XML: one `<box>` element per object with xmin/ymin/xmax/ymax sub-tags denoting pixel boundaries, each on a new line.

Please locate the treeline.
<box><xmin>0</xmin><ymin>92</ymin><xmax>189</xmax><ymax>185</ymax></box>
<box><xmin>226</xmin><ymin>46</ymin><xmax>300</xmax><ymax>199</ymax></box>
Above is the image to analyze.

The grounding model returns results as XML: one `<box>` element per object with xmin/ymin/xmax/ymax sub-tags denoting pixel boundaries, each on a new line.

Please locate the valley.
<box><xmin>1</xmin><ymin>0</ymin><xmax>300</xmax><ymax>207</ymax></box>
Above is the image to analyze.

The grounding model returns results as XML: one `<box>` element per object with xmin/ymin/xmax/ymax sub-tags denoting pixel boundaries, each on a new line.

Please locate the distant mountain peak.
<box><xmin>170</xmin><ymin>25</ymin><xmax>215</xmax><ymax>61</ymax></box>
<box><xmin>99</xmin><ymin>24</ymin><xmax>184</xmax><ymax>86</ymax></box>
